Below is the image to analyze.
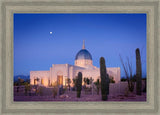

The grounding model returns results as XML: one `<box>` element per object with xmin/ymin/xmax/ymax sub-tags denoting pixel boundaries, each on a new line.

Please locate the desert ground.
<box><xmin>14</xmin><ymin>86</ymin><xmax>146</xmax><ymax>101</ymax></box>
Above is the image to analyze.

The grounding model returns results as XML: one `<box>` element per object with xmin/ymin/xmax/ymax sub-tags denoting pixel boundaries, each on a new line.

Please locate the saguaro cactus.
<box><xmin>77</xmin><ymin>72</ymin><xmax>82</xmax><ymax>98</ymax></box>
<box><xmin>100</xmin><ymin>57</ymin><xmax>109</xmax><ymax>100</ymax></box>
<box><xmin>136</xmin><ymin>48</ymin><xmax>142</xmax><ymax>95</ymax></box>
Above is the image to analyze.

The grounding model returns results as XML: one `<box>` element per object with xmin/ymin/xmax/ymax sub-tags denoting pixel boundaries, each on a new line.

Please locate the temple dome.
<box><xmin>75</xmin><ymin>49</ymin><xmax>92</xmax><ymax>60</ymax></box>
<box><xmin>75</xmin><ymin>40</ymin><xmax>93</xmax><ymax>67</ymax></box>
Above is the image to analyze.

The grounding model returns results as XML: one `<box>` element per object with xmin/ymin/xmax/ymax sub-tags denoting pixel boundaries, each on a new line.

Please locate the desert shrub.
<box><xmin>51</xmin><ymin>81</ymin><xmax>58</xmax><ymax>98</ymax></box>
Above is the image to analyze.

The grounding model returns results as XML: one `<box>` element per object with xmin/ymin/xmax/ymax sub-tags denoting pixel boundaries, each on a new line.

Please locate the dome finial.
<box><xmin>82</xmin><ymin>40</ymin><xmax>85</xmax><ymax>49</ymax></box>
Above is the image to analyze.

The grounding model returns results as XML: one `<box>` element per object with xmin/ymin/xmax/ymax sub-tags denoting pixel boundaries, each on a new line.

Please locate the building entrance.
<box><xmin>57</xmin><ymin>75</ymin><xmax>63</xmax><ymax>85</ymax></box>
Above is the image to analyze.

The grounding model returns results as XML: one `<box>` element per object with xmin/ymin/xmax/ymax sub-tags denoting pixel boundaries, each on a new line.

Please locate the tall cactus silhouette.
<box><xmin>77</xmin><ymin>72</ymin><xmax>82</xmax><ymax>98</ymax></box>
<box><xmin>100</xmin><ymin>57</ymin><xmax>109</xmax><ymax>100</ymax></box>
<box><xmin>136</xmin><ymin>48</ymin><xmax>142</xmax><ymax>95</ymax></box>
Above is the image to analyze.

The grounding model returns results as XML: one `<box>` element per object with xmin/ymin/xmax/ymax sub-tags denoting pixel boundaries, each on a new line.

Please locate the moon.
<box><xmin>50</xmin><ymin>32</ymin><xmax>52</xmax><ymax>34</ymax></box>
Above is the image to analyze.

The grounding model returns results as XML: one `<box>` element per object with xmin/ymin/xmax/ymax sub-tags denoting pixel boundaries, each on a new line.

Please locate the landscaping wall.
<box><xmin>109</xmin><ymin>80</ymin><xmax>146</xmax><ymax>96</ymax></box>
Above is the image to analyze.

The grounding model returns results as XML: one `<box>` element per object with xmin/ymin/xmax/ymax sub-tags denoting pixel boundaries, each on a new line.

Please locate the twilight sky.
<box><xmin>14</xmin><ymin>13</ymin><xmax>146</xmax><ymax>78</ymax></box>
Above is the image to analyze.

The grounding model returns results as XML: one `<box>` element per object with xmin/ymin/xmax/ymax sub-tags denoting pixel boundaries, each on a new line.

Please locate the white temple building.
<box><xmin>30</xmin><ymin>41</ymin><xmax>121</xmax><ymax>87</ymax></box>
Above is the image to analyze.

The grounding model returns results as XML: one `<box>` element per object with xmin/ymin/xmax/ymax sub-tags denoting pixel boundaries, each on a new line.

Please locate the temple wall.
<box><xmin>74</xmin><ymin>69</ymin><xmax>100</xmax><ymax>82</ymax></box>
<box><xmin>30</xmin><ymin>71</ymin><xmax>50</xmax><ymax>86</ymax></box>
<box><xmin>107</xmin><ymin>67</ymin><xmax>121</xmax><ymax>83</ymax></box>
<box><xmin>51</xmin><ymin>64</ymin><xmax>69</xmax><ymax>85</ymax></box>
<box><xmin>30</xmin><ymin>65</ymin><xmax>121</xmax><ymax>87</ymax></box>
<box><xmin>73</xmin><ymin>67</ymin><xmax>121</xmax><ymax>83</ymax></box>
<box><xmin>75</xmin><ymin>59</ymin><xmax>93</xmax><ymax>67</ymax></box>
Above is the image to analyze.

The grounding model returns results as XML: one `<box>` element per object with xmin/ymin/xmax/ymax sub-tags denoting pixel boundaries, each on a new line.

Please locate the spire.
<box><xmin>82</xmin><ymin>40</ymin><xmax>85</xmax><ymax>49</ymax></box>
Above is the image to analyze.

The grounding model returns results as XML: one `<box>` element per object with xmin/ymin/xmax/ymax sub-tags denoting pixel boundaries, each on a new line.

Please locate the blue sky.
<box><xmin>14</xmin><ymin>13</ymin><xmax>146</xmax><ymax>78</ymax></box>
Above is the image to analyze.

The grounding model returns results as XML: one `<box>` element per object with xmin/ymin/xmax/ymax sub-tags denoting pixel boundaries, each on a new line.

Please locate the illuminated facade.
<box><xmin>30</xmin><ymin>41</ymin><xmax>121</xmax><ymax>87</ymax></box>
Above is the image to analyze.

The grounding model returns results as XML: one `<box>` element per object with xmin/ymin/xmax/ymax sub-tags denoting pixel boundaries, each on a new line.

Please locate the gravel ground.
<box><xmin>14</xmin><ymin>91</ymin><xmax>146</xmax><ymax>101</ymax></box>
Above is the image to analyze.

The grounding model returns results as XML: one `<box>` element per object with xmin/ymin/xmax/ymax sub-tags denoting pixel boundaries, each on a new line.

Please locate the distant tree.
<box><xmin>109</xmin><ymin>76</ymin><xmax>115</xmax><ymax>83</ymax></box>
<box><xmin>121</xmin><ymin>77</ymin><xmax>127</xmax><ymax>82</ymax></box>
<box><xmin>72</xmin><ymin>77</ymin><xmax>78</xmax><ymax>91</ymax></box>
<box><xmin>89</xmin><ymin>77</ymin><xmax>94</xmax><ymax>95</ymax></box>
<box><xmin>83</xmin><ymin>77</ymin><xmax>90</xmax><ymax>94</ymax></box>
<box><xmin>18</xmin><ymin>77</ymin><xmax>24</xmax><ymax>86</ymax></box>
<box><xmin>131</xmin><ymin>74</ymin><xmax>136</xmax><ymax>82</ymax></box>
<box><xmin>89</xmin><ymin>77</ymin><xmax>94</xmax><ymax>84</ymax></box>
<box><xmin>66</xmin><ymin>78</ymin><xmax>71</xmax><ymax>91</ymax></box>
<box><xmin>72</xmin><ymin>77</ymin><xmax>77</xmax><ymax>86</ymax></box>
<box><xmin>86</xmin><ymin>78</ymin><xmax>90</xmax><ymax>85</ymax></box>
<box><xmin>51</xmin><ymin>81</ymin><xmax>58</xmax><ymax>98</ymax></box>
<box><xmin>142</xmin><ymin>77</ymin><xmax>146</xmax><ymax>80</ymax></box>
<box><xmin>83</xmin><ymin>77</ymin><xmax>90</xmax><ymax>85</ymax></box>
<box><xmin>14</xmin><ymin>82</ymin><xmax>18</xmax><ymax>86</ymax></box>
<box><xmin>83</xmin><ymin>77</ymin><xmax>87</xmax><ymax>86</ymax></box>
<box><xmin>26</xmin><ymin>79</ymin><xmax>30</xmax><ymax>84</ymax></box>
<box><xmin>121</xmin><ymin>75</ymin><xmax>136</xmax><ymax>82</ymax></box>
<box><xmin>24</xmin><ymin>83</ymin><xmax>31</xmax><ymax>96</ymax></box>
<box><xmin>94</xmin><ymin>78</ymin><xmax>100</xmax><ymax>95</ymax></box>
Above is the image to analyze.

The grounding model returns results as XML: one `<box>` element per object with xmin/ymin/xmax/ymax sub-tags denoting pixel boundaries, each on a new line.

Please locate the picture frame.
<box><xmin>0</xmin><ymin>0</ymin><xmax>159</xmax><ymax>114</ymax></box>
